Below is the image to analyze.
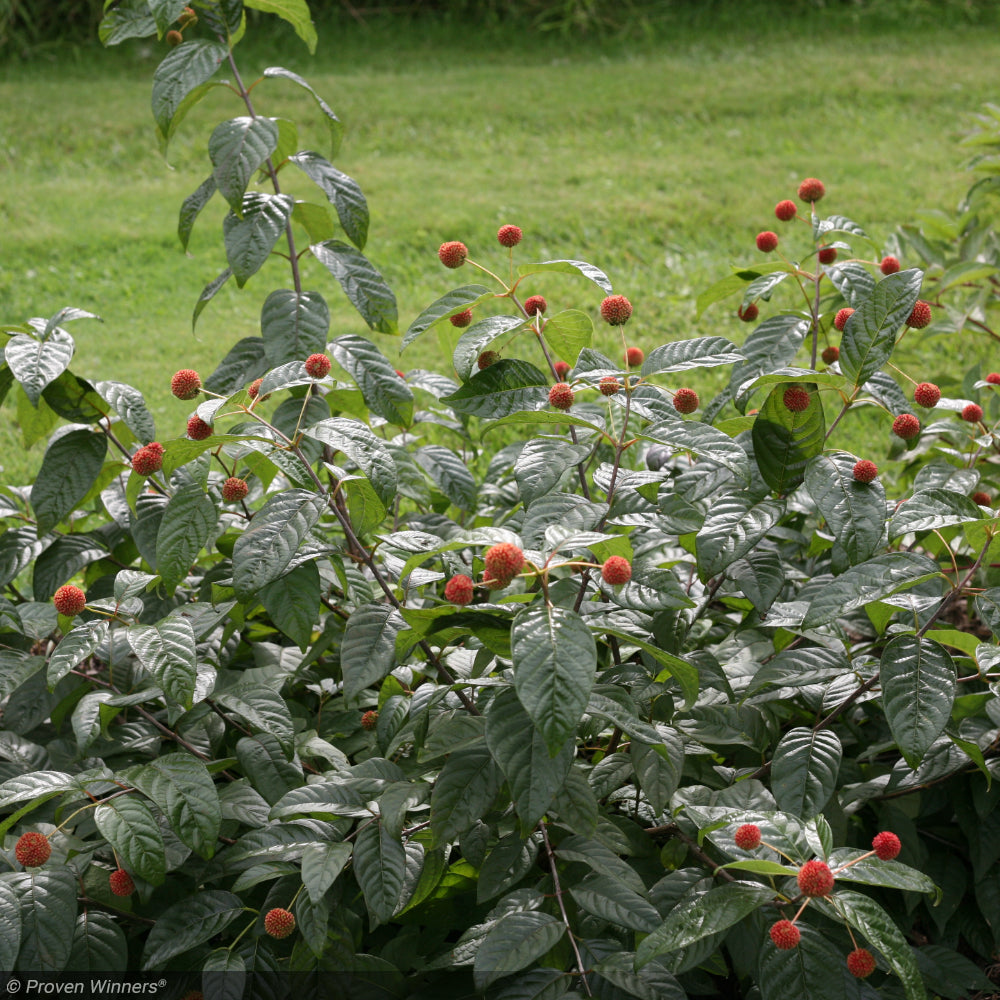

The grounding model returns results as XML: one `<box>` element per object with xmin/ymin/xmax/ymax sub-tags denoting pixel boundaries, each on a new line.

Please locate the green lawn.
<box><xmin>1</xmin><ymin>9</ymin><xmax>998</xmax><ymax>481</ymax></box>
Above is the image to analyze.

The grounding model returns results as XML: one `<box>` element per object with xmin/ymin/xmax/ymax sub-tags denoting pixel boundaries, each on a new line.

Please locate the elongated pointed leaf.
<box><xmin>94</xmin><ymin>796</ymin><xmax>166</xmax><ymax>886</ymax></box>
<box><xmin>430</xmin><ymin>745</ymin><xmax>503</xmax><ymax>844</ymax></box>
<box><xmin>209</xmin><ymin>116</ymin><xmax>279</xmax><ymax>213</ymax></box>
<box><xmin>31</xmin><ymin>429</ymin><xmax>107</xmax><ymax>536</ymax></box>
<box><xmin>260</xmin><ymin>288</ymin><xmax>330</xmax><ymax>366</ymax></box>
<box><xmin>645</xmin><ymin>419</ymin><xmax>750</xmax><ymax>483</ymax></box>
<box><xmin>223</xmin><ymin>192</ymin><xmax>294</xmax><ymax>287</ymax></box>
<box><xmin>94</xmin><ymin>380</ymin><xmax>156</xmax><ymax>443</ymax></box>
<box><xmin>771</xmin><ymin>727</ymin><xmax>841</xmax><ymax>818</ymax></box>
<box><xmin>569</xmin><ymin>874</ymin><xmax>661</xmax><ymax>933</ymax></box>
<box><xmin>695</xmin><ymin>496</ymin><xmax>784</xmax><ymax>581</ymax></box>
<box><xmin>192</xmin><ymin>268</ymin><xmax>233</xmax><ymax>331</ymax></box>
<box><xmin>128</xmin><ymin>616</ymin><xmax>198</xmax><ymax>709</ymax></box>
<box><xmin>155</xmin><ymin>483</ymin><xmax>217</xmax><ymax>590</ymax></box>
<box><xmin>542</xmin><ymin>308</ymin><xmax>593</xmax><ymax>362</ymax></box>
<box><xmin>66</xmin><ymin>910</ymin><xmax>127</xmax><ymax>972</ymax></box>
<box><xmin>353</xmin><ymin>822</ymin><xmax>406</xmax><ymax>925</ymax></box>
<box><xmin>291</xmin><ymin>150</ymin><xmax>368</xmax><ymax>249</ymax></box>
<box><xmin>442</xmin><ymin>359</ymin><xmax>549</xmax><ymax>418</ymax></box>
<box><xmin>517</xmin><ymin>259</ymin><xmax>612</xmax><ymax>293</ymax></box>
<box><xmin>178</xmin><ymin>174</ymin><xmax>217</xmax><ymax>251</ymax></box>
<box><xmin>329</xmin><ymin>334</ymin><xmax>413</xmax><ymax>425</ymax></box>
<box><xmin>215</xmin><ymin>684</ymin><xmax>295</xmax><ymax>752</ymax></box>
<box><xmin>310</xmin><ymin>240</ymin><xmax>398</xmax><ymax>334</ymax></box>
<box><xmin>342</xmin><ymin>602</ymin><xmax>406</xmax><ymax>701</ymax></box>
<box><xmin>204</xmin><ymin>335</ymin><xmax>267</xmax><ymax>393</ymax></box>
<box><xmin>757</xmin><ymin>923</ymin><xmax>868</xmax><ymax>1000</ymax></box>
<box><xmin>301</xmin><ymin>842</ymin><xmax>352</xmax><ymax>904</ymax></box>
<box><xmin>152</xmin><ymin>40</ymin><xmax>228</xmax><ymax>141</ymax></box>
<box><xmin>47</xmin><ymin>621</ymin><xmax>110</xmax><ymax>687</ymax></box>
<box><xmin>642</xmin><ymin>337</ymin><xmax>743</xmax><ymax>375</ymax></box>
<box><xmin>473</xmin><ymin>912</ymin><xmax>566</xmax><ymax>990</ymax></box>
<box><xmin>304</xmin><ymin>417</ymin><xmax>397</xmax><ymax>509</ymax></box>
<box><xmin>752</xmin><ymin>381</ymin><xmax>825</xmax><ymax>494</ymax></box>
<box><xmin>889</xmin><ymin>488</ymin><xmax>987</xmax><ymax>540</ymax></box>
<box><xmin>415</xmin><ymin>444</ymin><xmax>477</xmax><ymax>510</ymax></box>
<box><xmin>264</xmin><ymin>66</ymin><xmax>342</xmax><ymax>153</ymax></box>
<box><xmin>6</xmin><ymin>328</ymin><xmax>74</xmax><ymax>406</ymax></box>
<box><xmin>514</xmin><ymin>438</ymin><xmax>590</xmax><ymax>505</ymax></box>
<box><xmin>452</xmin><ymin>315</ymin><xmax>527</xmax><ymax>379</ymax></box>
<box><xmin>0</xmin><ymin>881</ymin><xmax>21</xmax><ymax>971</ymax></box>
<box><xmin>142</xmin><ymin>891</ymin><xmax>244</xmax><ymax>969</ymax></box>
<box><xmin>10</xmin><ymin>867</ymin><xmax>77</xmax><ymax>972</ymax></box>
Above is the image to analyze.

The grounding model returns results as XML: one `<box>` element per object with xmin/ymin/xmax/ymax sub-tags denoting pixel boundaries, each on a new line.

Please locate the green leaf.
<box><xmin>802</xmin><ymin>551</ymin><xmax>942</xmax><ymax>628</ymax></box>
<box><xmin>259</xmin><ymin>288</ymin><xmax>330</xmax><ymax>367</ymax></box>
<box><xmin>696</xmin><ymin>262</ymin><xmax>792</xmax><ymax>317</ymax></box>
<box><xmin>202</xmin><ymin>948</ymin><xmax>246</xmax><ymax>998</ymax></box>
<box><xmin>881</xmin><ymin>634</ymin><xmax>956</xmax><ymax>769</ymax></box>
<box><xmin>835</xmin><ymin>890</ymin><xmax>927</xmax><ymax>1000</ymax></box>
<box><xmin>232</xmin><ymin>488</ymin><xmax>325</xmax><ymax>600</ymax></box>
<box><xmin>695</xmin><ymin>496</ymin><xmax>784</xmax><ymax>581</ymax></box>
<box><xmin>48</xmin><ymin>621</ymin><xmax>109</xmax><ymax>687</ymax></box>
<box><xmin>9</xmin><ymin>867</ymin><xmax>77</xmax><ymax>972</ymax></box>
<box><xmin>6</xmin><ymin>328</ymin><xmax>74</xmax><ymax>406</ymax></box>
<box><xmin>209</xmin><ymin>116</ymin><xmax>279</xmax><ymax>213</ymax></box>
<box><xmin>757</xmin><ymin>923</ymin><xmax>868</xmax><ymax>1000</ymax></box>
<box><xmin>442</xmin><ymin>359</ymin><xmax>549</xmax><ymax>418</ymax></box>
<box><xmin>486</xmin><ymin>689</ymin><xmax>574</xmax><ymax>832</ymax></box>
<box><xmin>353</xmin><ymin>822</ymin><xmax>406</xmax><ymax>925</ymax></box>
<box><xmin>631</xmin><ymin>735</ymin><xmax>684</xmax><ymax>815</ymax></box>
<box><xmin>403</xmin><ymin>284</ymin><xmax>493</xmax><ymax>350</ymax></box>
<box><xmin>215</xmin><ymin>684</ymin><xmax>295</xmax><ymax>752</ymax></box>
<box><xmin>415</xmin><ymin>444</ymin><xmax>477</xmax><ymax>510</ymax></box>
<box><xmin>178</xmin><ymin>174</ymin><xmax>216</xmax><ymax>251</ymax></box>
<box><xmin>0</xmin><ymin>881</ymin><xmax>20</xmax><ymax>971</ymax></box>
<box><xmin>245</xmin><ymin>0</ymin><xmax>317</xmax><ymax>52</ymax></box>
<box><xmin>517</xmin><ymin>259</ymin><xmax>613</xmax><ymax>293</ymax></box>
<box><xmin>204</xmin><ymin>335</ymin><xmax>267</xmax><ymax>393</ymax></box>
<box><xmin>839</xmin><ymin>269</ymin><xmax>923</xmax><ymax>389</ymax></box>
<box><xmin>889</xmin><ymin>488</ymin><xmax>988</xmax><ymax>540</ymax></box>
<box><xmin>328</xmin><ymin>334</ymin><xmax>413</xmax><ymax>425</ymax></box>
<box><xmin>452</xmin><ymin>315</ymin><xmax>527</xmax><ymax>380</ymax></box>
<box><xmin>514</xmin><ymin>438</ymin><xmax>590</xmax><ymax>506</ymax></box>
<box><xmin>0</xmin><ymin>650</ymin><xmax>44</xmax><ymax>701</ymax></box>
<box><xmin>568</xmin><ymin>874</ymin><xmax>661</xmax><ymax>932</ymax></box>
<box><xmin>66</xmin><ymin>911</ymin><xmax>127</xmax><ymax>972</ymax></box>
<box><xmin>224</xmin><ymin>192</ymin><xmax>294</xmax><ymax>287</ymax></box>
<box><xmin>99</xmin><ymin>2</ymin><xmax>157</xmax><ymax>45</ymax></box>
<box><xmin>644</xmin><ymin>419</ymin><xmax>750</xmax><ymax>483</ymax></box>
<box><xmin>263</xmin><ymin>67</ymin><xmax>342</xmax><ymax>154</ymax></box>
<box><xmin>473</xmin><ymin>911</ymin><xmax>566</xmax><ymax>991</ymax></box>
<box><xmin>826</xmin><ymin>849</ymin><xmax>939</xmax><ymax>896</ymax></box>
<box><xmin>126</xmin><ymin>754</ymin><xmax>221</xmax><ymax>860</ymax></box>
<box><xmin>542</xmin><ymin>308</ymin><xmax>593</xmax><ymax>361</ymax></box>
<box><xmin>30</xmin><ymin>429</ymin><xmax>107</xmax><ymax>536</ymax></box>
<box><xmin>635</xmin><ymin>881</ymin><xmax>775</xmax><ymax>968</ymax></box>
<box><xmin>752</xmin><ymin>381</ymin><xmax>826</xmax><ymax>494</ymax></box>
<box><xmin>641</xmin><ymin>336</ymin><xmax>744</xmax><ymax>375</ymax></box>
<box><xmin>771</xmin><ymin>727</ymin><xmax>842</xmax><ymax>819</ymax></box>
<box><xmin>152</xmin><ymin>40</ymin><xmax>228</xmax><ymax>142</ymax></box>
<box><xmin>141</xmin><ymin>891</ymin><xmax>244</xmax><ymax>970</ymax></box>
<box><xmin>342</xmin><ymin>603</ymin><xmax>406</xmax><ymax>702</ymax></box>
<box><xmin>310</xmin><ymin>240</ymin><xmax>398</xmax><ymax>335</ymax></box>
<box><xmin>430</xmin><ymin>745</ymin><xmax>503</xmax><ymax>844</ymax></box>
<box><xmin>234</xmin><ymin>734</ymin><xmax>302</xmax><ymax>806</ymax></box>
<box><xmin>155</xmin><ymin>483</ymin><xmax>217</xmax><ymax>591</ymax></box>
<box><xmin>512</xmin><ymin>605</ymin><xmax>597</xmax><ymax>756</ymax></box>
<box><xmin>260</xmin><ymin>561</ymin><xmax>320</xmax><ymax>649</ymax></box>
<box><xmin>94</xmin><ymin>795</ymin><xmax>167</xmax><ymax>886</ymax></box>
<box><xmin>301</xmin><ymin>842</ymin><xmax>352</xmax><ymax>904</ymax></box>
<box><xmin>804</xmin><ymin>451</ymin><xmax>886</xmax><ymax>565</ymax></box>
<box><xmin>128</xmin><ymin>616</ymin><xmax>198</xmax><ymax>709</ymax></box>
<box><xmin>304</xmin><ymin>417</ymin><xmax>398</xmax><ymax>509</ymax></box>
<box><xmin>290</xmin><ymin>151</ymin><xmax>368</xmax><ymax>249</ymax></box>
<box><xmin>192</xmin><ymin>268</ymin><xmax>234</xmax><ymax>331</ymax></box>
<box><xmin>94</xmin><ymin>380</ymin><xmax>156</xmax><ymax>443</ymax></box>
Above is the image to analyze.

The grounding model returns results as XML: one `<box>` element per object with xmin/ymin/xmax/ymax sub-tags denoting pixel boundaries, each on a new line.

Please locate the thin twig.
<box><xmin>541</xmin><ymin>823</ymin><xmax>593</xmax><ymax>997</ymax></box>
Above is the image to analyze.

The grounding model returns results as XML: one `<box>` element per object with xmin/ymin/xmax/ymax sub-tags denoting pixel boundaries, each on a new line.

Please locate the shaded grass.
<box><xmin>0</xmin><ymin>10</ymin><xmax>998</xmax><ymax>481</ymax></box>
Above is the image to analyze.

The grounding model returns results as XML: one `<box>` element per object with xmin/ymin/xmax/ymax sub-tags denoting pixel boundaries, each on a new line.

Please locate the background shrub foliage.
<box><xmin>3</xmin><ymin>1</ymin><xmax>1000</xmax><ymax>997</ymax></box>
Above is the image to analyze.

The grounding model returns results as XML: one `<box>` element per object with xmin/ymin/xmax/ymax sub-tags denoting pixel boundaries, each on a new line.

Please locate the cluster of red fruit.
<box><xmin>733</xmin><ymin>824</ymin><xmax>901</xmax><ymax>978</ymax></box>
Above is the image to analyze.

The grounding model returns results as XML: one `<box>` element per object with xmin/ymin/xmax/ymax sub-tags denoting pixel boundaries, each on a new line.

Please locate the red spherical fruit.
<box><xmin>549</xmin><ymin>382</ymin><xmax>575</xmax><ymax>410</ymax></box>
<box><xmin>600</xmin><ymin>294</ymin><xmax>633</xmax><ymax>326</ymax></box>
<box><xmin>783</xmin><ymin>386</ymin><xmax>811</xmax><ymax>412</ymax></box>
<box><xmin>797</xmin><ymin>859</ymin><xmax>835</xmax><ymax>897</ymax></box>
<box><xmin>53</xmin><ymin>584</ymin><xmax>87</xmax><ymax>617</ymax></box>
<box><xmin>484</xmin><ymin>543</ymin><xmax>524</xmax><ymax>586</ymax></box>
<box><xmin>304</xmin><ymin>353</ymin><xmax>331</xmax><ymax>379</ymax></box>
<box><xmin>913</xmin><ymin>382</ymin><xmax>940</xmax><ymax>408</ymax></box>
<box><xmin>109</xmin><ymin>868</ymin><xmax>135</xmax><ymax>897</ymax></box>
<box><xmin>524</xmin><ymin>295</ymin><xmax>547</xmax><ymax>316</ymax></box>
<box><xmin>818</xmin><ymin>246</ymin><xmax>838</xmax><ymax>264</ymax></box>
<box><xmin>798</xmin><ymin>177</ymin><xmax>826</xmax><ymax>203</ymax></box>
<box><xmin>775</xmin><ymin>199</ymin><xmax>798</xmax><ymax>222</ymax></box>
<box><xmin>444</xmin><ymin>574</ymin><xmax>474</xmax><ymax>606</ymax></box>
<box><xmin>554</xmin><ymin>361</ymin><xmax>571</xmax><ymax>379</ymax></box>
<box><xmin>846</xmin><ymin>948</ymin><xmax>877</xmax><ymax>979</ymax></box>
<box><xmin>15</xmin><ymin>831</ymin><xmax>51</xmax><ymax>868</ymax></box>
<box><xmin>263</xmin><ymin>907</ymin><xmax>296</xmax><ymax>939</ymax></box>
<box><xmin>361</xmin><ymin>709</ymin><xmax>379</xmax><ymax>731</ymax></box>
<box><xmin>601</xmin><ymin>556</ymin><xmax>632</xmax><ymax>585</ymax></box>
<box><xmin>738</xmin><ymin>303</ymin><xmax>759</xmax><ymax>323</ymax></box>
<box><xmin>450</xmin><ymin>308</ymin><xmax>473</xmax><ymax>328</ymax></box>
<box><xmin>822</xmin><ymin>345</ymin><xmax>840</xmax><ymax>364</ymax></box>
<box><xmin>497</xmin><ymin>224</ymin><xmax>522</xmax><ymax>247</ymax></box>
<box><xmin>986</xmin><ymin>372</ymin><xmax>1000</xmax><ymax>385</ymax></box>
<box><xmin>880</xmin><ymin>255</ymin><xmax>901</xmax><ymax>275</ymax></box>
<box><xmin>131</xmin><ymin>442</ymin><xmax>164</xmax><ymax>477</ymax></box>
<box><xmin>871</xmin><ymin>830</ymin><xmax>901</xmax><ymax>860</ymax></box>
<box><xmin>166</xmin><ymin>29</ymin><xmax>183</xmax><ymax>46</ymax></box>
<box><xmin>756</xmin><ymin>231</ymin><xmax>779</xmax><ymax>253</ymax></box>
<box><xmin>906</xmin><ymin>301</ymin><xmax>932</xmax><ymax>329</ymax></box>
<box><xmin>221</xmin><ymin>477</ymin><xmax>249</xmax><ymax>503</ymax></box>
<box><xmin>247</xmin><ymin>377</ymin><xmax>264</xmax><ymax>400</ymax></box>
<box><xmin>769</xmin><ymin>920</ymin><xmax>800</xmax><ymax>950</ymax></box>
<box><xmin>673</xmin><ymin>387</ymin><xmax>699</xmax><ymax>414</ymax></box>
<box><xmin>853</xmin><ymin>459</ymin><xmax>878</xmax><ymax>483</ymax></box>
<box><xmin>734</xmin><ymin>824</ymin><xmax>761</xmax><ymax>850</ymax></box>
<box><xmin>963</xmin><ymin>402</ymin><xmax>984</xmax><ymax>423</ymax></box>
<box><xmin>973</xmin><ymin>491</ymin><xmax>992</xmax><ymax>507</ymax></box>
<box><xmin>599</xmin><ymin>376</ymin><xmax>620</xmax><ymax>396</ymax></box>
<box><xmin>892</xmin><ymin>413</ymin><xmax>920</xmax><ymax>440</ymax></box>
<box><xmin>477</xmin><ymin>350</ymin><xmax>501</xmax><ymax>370</ymax></box>
<box><xmin>438</xmin><ymin>241</ymin><xmax>468</xmax><ymax>268</ymax></box>
<box><xmin>834</xmin><ymin>307</ymin><xmax>854</xmax><ymax>332</ymax></box>
<box><xmin>625</xmin><ymin>346</ymin><xmax>644</xmax><ymax>368</ymax></box>
<box><xmin>187</xmin><ymin>414</ymin><xmax>213</xmax><ymax>441</ymax></box>
<box><xmin>170</xmin><ymin>368</ymin><xmax>202</xmax><ymax>400</ymax></box>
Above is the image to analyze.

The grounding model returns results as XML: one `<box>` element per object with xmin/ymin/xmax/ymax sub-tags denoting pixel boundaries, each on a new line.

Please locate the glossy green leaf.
<box><xmin>259</xmin><ymin>288</ymin><xmax>330</xmax><ymax>367</ymax></box>
<box><xmin>695</xmin><ymin>495</ymin><xmax>784</xmax><ymax>581</ymax></box>
<box><xmin>752</xmin><ymin>381</ymin><xmax>825</xmax><ymax>494</ymax></box>
<box><xmin>9</xmin><ymin>867</ymin><xmax>77</xmax><ymax>972</ymax></box>
<box><xmin>430</xmin><ymin>745</ymin><xmax>503</xmax><ymax>844</ymax></box>
<box><xmin>642</xmin><ymin>336</ymin><xmax>743</xmax><ymax>375</ymax></box>
<box><xmin>291</xmin><ymin>150</ymin><xmax>368</xmax><ymax>249</ymax></box>
<box><xmin>142</xmin><ymin>891</ymin><xmax>244</xmax><ymax>969</ymax></box>
<box><xmin>517</xmin><ymin>258</ymin><xmax>612</xmax><ymax>293</ymax></box>
<box><xmin>128</xmin><ymin>616</ymin><xmax>198</xmax><ymax>709</ymax></box>
<box><xmin>31</xmin><ymin>429</ymin><xmax>107</xmax><ymax>536</ymax></box>
<box><xmin>341</xmin><ymin>603</ymin><xmax>406</xmax><ymax>702</ymax></box>
<box><xmin>473</xmin><ymin>911</ymin><xmax>566</xmax><ymax>990</ymax></box>
<box><xmin>0</xmin><ymin>881</ymin><xmax>20</xmax><ymax>970</ymax></box>
<box><xmin>403</xmin><ymin>284</ymin><xmax>493</xmax><ymax>350</ymax></box>
<box><xmin>310</xmin><ymin>240</ymin><xmax>398</xmax><ymax>334</ymax></box>
<box><xmin>542</xmin><ymin>308</ymin><xmax>593</xmax><ymax>361</ymax></box>
<box><xmin>353</xmin><ymin>822</ymin><xmax>406</xmax><ymax>925</ymax></box>
<box><xmin>415</xmin><ymin>444</ymin><xmax>477</xmax><ymax>510</ymax></box>
<box><xmin>631</xmin><ymin>734</ymin><xmax>684</xmax><ymax>815</ymax></box>
<box><xmin>329</xmin><ymin>334</ymin><xmax>413</xmax><ymax>425</ymax></box>
<box><xmin>245</xmin><ymin>0</ymin><xmax>317</xmax><ymax>51</ymax></box>
<box><xmin>758</xmin><ymin>922</ymin><xmax>868</xmax><ymax>1000</ymax></box>
<box><xmin>209</xmin><ymin>116</ymin><xmax>279</xmax><ymax>213</ymax></box>
<box><xmin>155</xmin><ymin>483</ymin><xmax>217</xmax><ymax>591</ymax></box>
<box><xmin>94</xmin><ymin>380</ymin><xmax>156</xmax><ymax>443</ymax></box>
<box><xmin>66</xmin><ymin>911</ymin><xmax>127</xmax><ymax>972</ymax></box>
<box><xmin>259</xmin><ymin>561</ymin><xmax>320</xmax><ymax>650</ymax></box>
<box><xmin>514</xmin><ymin>438</ymin><xmax>590</xmax><ymax>506</ymax></box>
<box><xmin>94</xmin><ymin>795</ymin><xmax>167</xmax><ymax>886</ymax></box>
<box><xmin>452</xmin><ymin>315</ymin><xmax>527</xmax><ymax>379</ymax></box>
<box><xmin>771</xmin><ymin>727</ymin><xmax>842</xmax><ymax>818</ymax></box>
<box><xmin>644</xmin><ymin>419</ymin><xmax>750</xmax><ymax>483</ymax></box>
<box><xmin>441</xmin><ymin>359</ymin><xmax>549</xmax><ymax>418</ymax></box>
<box><xmin>152</xmin><ymin>40</ymin><xmax>228</xmax><ymax>142</ymax></box>
<box><xmin>301</xmin><ymin>842</ymin><xmax>352</xmax><ymax>904</ymax></box>
<box><xmin>263</xmin><ymin>66</ymin><xmax>342</xmax><ymax>153</ymax></box>
<box><xmin>223</xmin><ymin>192</ymin><xmax>294</xmax><ymax>287</ymax></box>
<box><xmin>889</xmin><ymin>488</ymin><xmax>988</xmax><ymax>540</ymax></box>
<box><xmin>569</xmin><ymin>874</ymin><xmax>661</xmax><ymax>933</ymax></box>
<box><xmin>215</xmin><ymin>684</ymin><xmax>295</xmax><ymax>752</ymax></box>
<box><xmin>7</xmin><ymin>328</ymin><xmax>74</xmax><ymax>406</ymax></box>
<box><xmin>204</xmin><ymin>335</ymin><xmax>267</xmax><ymax>393</ymax></box>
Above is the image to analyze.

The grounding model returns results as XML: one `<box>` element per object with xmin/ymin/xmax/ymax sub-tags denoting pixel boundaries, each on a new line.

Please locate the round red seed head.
<box><xmin>600</xmin><ymin>294</ymin><xmax>633</xmax><ymax>326</ymax></box>
<box><xmin>871</xmin><ymin>830</ymin><xmax>901</xmax><ymax>860</ymax></box>
<box><xmin>892</xmin><ymin>413</ymin><xmax>920</xmax><ymax>440</ymax></box>
<box><xmin>524</xmin><ymin>295</ymin><xmax>547</xmax><ymax>316</ymax></box>
<box><xmin>109</xmin><ymin>869</ymin><xmax>135</xmax><ymax>897</ymax></box>
<box><xmin>822</xmin><ymin>345</ymin><xmax>840</xmax><ymax>364</ymax></box>
<box><xmin>221</xmin><ymin>478</ymin><xmax>249</xmax><ymax>503</ymax></box>
<box><xmin>601</xmin><ymin>556</ymin><xmax>632</xmax><ymax>585</ymax></box>
<box><xmin>986</xmin><ymin>372</ymin><xmax>1000</xmax><ymax>385</ymax></box>
<box><xmin>497</xmin><ymin>224</ymin><xmax>522</xmax><ymax>247</ymax></box>
<box><xmin>880</xmin><ymin>255</ymin><xmax>901</xmax><ymax>275</ymax></box>
<box><xmin>15</xmin><ymin>832</ymin><xmax>51</xmax><ymax>867</ymax></box>
<box><xmin>444</xmin><ymin>574</ymin><xmax>474</xmax><ymax>606</ymax></box>
<box><xmin>783</xmin><ymin>386</ymin><xmax>811</xmax><ymax>412</ymax></box>
<box><xmin>187</xmin><ymin>414</ymin><xmax>212</xmax><ymax>441</ymax></box>
<box><xmin>853</xmin><ymin>459</ymin><xmax>878</xmax><ymax>483</ymax></box>
<box><xmin>438</xmin><ymin>241</ymin><xmax>468</xmax><ymax>268</ymax></box>
<box><xmin>756</xmin><ymin>231</ymin><xmax>779</xmax><ymax>253</ymax></box>
<box><xmin>170</xmin><ymin>368</ymin><xmax>202</xmax><ymax>400</ymax></box>
<box><xmin>478</xmin><ymin>350</ymin><xmax>501</xmax><ymax>370</ymax></box>
<box><xmin>973</xmin><ymin>491</ymin><xmax>992</xmax><ymax>507</ymax></box>
<box><xmin>798</xmin><ymin>177</ymin><xmax>826</xmax><ymax>203</ymax></box>
<box><xmin>484</xmin><ymin>543</ymin><xmax>524</xmax><ymax>585</ymax></box>
<box><xmin>913</xmin><ymin>382</ymin><xmax>940</xmax><ymax>408</ymax></box>
<box><xmin>818</xmin><ymin>246</ymin><xmax>837</xmax><ymax>264</ymax></box>
<box><xmin>774</xmin><ymin>199</ymin><xmax>797</xmax><ymax>222</ymax></box>
<box><xmin>304</xmin><ymin>354</ymin><xmax>331</xmax><ymax>379</ymax></box>
<box><xmin>738</xmin><ymin>303</ymin><xmax>759</xmax><ymax>323</ymax></box>
<box><xmin>554</xmin><ymin>361</ymin><xmax>571</xmax><ymax>379</ymax></box>
<box><xmin>846</xmin><ymin>948</ymin><xmax>877</xmax><ymax>979</ymax></box>
<box><xmin>769</xmin><ymin>920</ymin><xmax>800</xmax><ymax>950</ymax></box>
<box><xmin>450</xmin><ymin>308</ymin><xmax>473</xmax><ymax>328</ymax></box>
<box><xmin>549</xmin><ymin>382</ymin><xmax>575</xmax><ymax>410</ymax></box>
<box><xmin>54</xmin><ymin>584</ymin><xmax>87</xmax><ymax>617</ymax></box>
<box><xmin>797</xmin><ymin>859</ymin><xmax>835</xmax><ymax>897</ymax></box>
<box><xmin>906</xmin><ymin>301</ymin><xmax>932</xmax><ymax>329</ymax></box>
<box><xmin>734</xmin><ymin>824</ymin><xmax>761</xmax><ymax>850</ymax></box>
<box><xmin>263</xmin><ymin>907</ymin><xmax>296</xmax><ymax>939</ymax></box>
<box><xmin>361</xmin><ymin>710</ymin><xmax>379</xmax><ymax>731</ymax></box>
<box><xmin>131</xmin><ymin>443</ymin><xmax>164</xmax><ymax>477</ymax></box>
<box><xmin>963</xmin><ymin>402</ymin><xmax>984</xmax><ymax>423</ymax></box>
<box><xmin>834</xmin><ymin>307</ymin><xmax>854</xmax><ymax>332</ymax></box>
<box><xmin>599</xmin><ymin>376</ymin><xmax>620</xmax><ymax>396</ymax></box>
<box><xmin>247</xmin><ymin>377</ymin><xmax>264</xmax><ymax>399</ymax></box>
<box><xmin>625</xmin><ymin>346</ymin><xmax>644</xmax><ymax>368</ymax></box>
<box><xmin>673</xmin><ymin>387</ymin><xmax>699</xmax><ymax>414</ymax></box>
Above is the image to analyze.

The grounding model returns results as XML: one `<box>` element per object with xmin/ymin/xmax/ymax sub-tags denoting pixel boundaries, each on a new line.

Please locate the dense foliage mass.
<box><xmin>4</xmin><ymin>2</ymin><xmax>1000</xmax><ymax>998</ymax></box>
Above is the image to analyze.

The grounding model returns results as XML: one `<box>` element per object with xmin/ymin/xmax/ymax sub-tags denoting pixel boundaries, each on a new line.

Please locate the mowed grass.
<box><xmin>1</xmin><ymin>9</ymin><xmax>999</xmax><ymax>483</ymax></box>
